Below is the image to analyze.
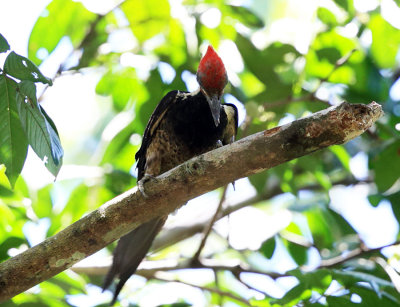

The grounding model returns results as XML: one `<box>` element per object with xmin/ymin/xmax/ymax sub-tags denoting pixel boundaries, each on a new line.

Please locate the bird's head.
<box><xmin>196</xmin><ymin>45</ymin><xmax>228</xmax><ymax>126</ymax></box>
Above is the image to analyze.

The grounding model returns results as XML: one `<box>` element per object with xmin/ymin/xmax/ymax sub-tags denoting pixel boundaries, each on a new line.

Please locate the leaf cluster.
<box><xmin>0</xmin><ymin>34</ymin><xmax>63</xmax><ymax>188</ymax></box>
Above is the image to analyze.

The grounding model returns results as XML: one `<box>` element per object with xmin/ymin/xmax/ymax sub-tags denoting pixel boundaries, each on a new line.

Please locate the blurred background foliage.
<box><xmin>1</xmin><ymin>0</ymin><xmax>400</xmax><ymax>306</ymax></box>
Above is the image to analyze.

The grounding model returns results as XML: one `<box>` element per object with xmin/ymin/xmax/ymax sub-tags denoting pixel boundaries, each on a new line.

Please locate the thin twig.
<box><xmin>71</xmin><ymin>260</ymin><xmax>287</xmax><ymax>280</ymax></box>
<box><xmin>192</xmin><ymin>186</ymin><xmax>228</xmax><ymax>262</ymax></box>
<box><xmin>280</xmin><ymin>231</ymin><xmax>315</xmax><ymax>249</ymax></box>
<box><xmin>237</xmin><ymin>275</ymin><xmax>268</xmax><ymax>296</ymax></box>
<box><xmin>323</xmin><ymin>48</ymin><xmax>357</xmax><ymax>83</ymax></box>
<box><xmin>316</xmin><ymin>239</ymin><xmax>400</xmax><ymax>269</ymax></box>
<box><xmin>214</xmin><ymin>269</ymin><xmax>224</xmax><ymax>307</ymax></box>
<box><xmin>152</xmin><ymin>275</ymin><xmax>252</xmax><ymax>306</ymax></box>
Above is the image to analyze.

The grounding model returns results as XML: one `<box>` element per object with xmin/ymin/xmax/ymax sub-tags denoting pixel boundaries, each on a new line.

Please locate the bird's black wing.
<box><xmin>135</xmin><ymin>90</ymin><xmax>180</xmax><ymax>180</ymax></box>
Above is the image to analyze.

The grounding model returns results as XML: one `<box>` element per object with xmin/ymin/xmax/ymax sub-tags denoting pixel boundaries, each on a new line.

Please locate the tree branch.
<box><xmin>71</xmin><ymin>239</ymin><xmax>400</xmax><ymax>291</ymax></box>
<box><xmin>0</xmin><ymin>101</ymin><xmax>383</xmax><ymax>302</ymax></box>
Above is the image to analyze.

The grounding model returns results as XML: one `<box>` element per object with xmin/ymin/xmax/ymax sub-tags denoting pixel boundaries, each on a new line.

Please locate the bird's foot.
<box><xmin>216</xmin><ymin>140</ymin><xmax>223</xmax><ymax>148</ymax></box>
<box><xmin>138</xmin><ymin>174</ymin><xmax>158</xmax><ymax>198</ymax></box>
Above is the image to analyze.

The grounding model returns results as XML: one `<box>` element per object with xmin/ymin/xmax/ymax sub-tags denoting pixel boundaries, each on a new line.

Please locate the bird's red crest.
<box><xmin>197</xmin><ymin>45</ymin><xmax>228</xmax><ymax>94</ymax></box>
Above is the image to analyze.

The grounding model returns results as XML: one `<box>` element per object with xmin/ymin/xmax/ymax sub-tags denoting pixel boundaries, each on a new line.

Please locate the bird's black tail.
<box><xmin>103</xmin><ymin>216</ymin><xmax>166</xmax><ymax>305</ymax></box>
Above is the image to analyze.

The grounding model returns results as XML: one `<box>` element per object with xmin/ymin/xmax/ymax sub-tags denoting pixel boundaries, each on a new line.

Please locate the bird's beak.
<box><xmin>205</xmin><ymin>93</ymin><xmax>221</xmax><ymax>127</ymax></box>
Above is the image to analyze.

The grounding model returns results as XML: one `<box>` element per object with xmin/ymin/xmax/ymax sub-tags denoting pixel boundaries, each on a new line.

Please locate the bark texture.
<box><xmin>0</xmin><ymin>101</ymin><xmax>383</xmax><ymax>302</ymax></box>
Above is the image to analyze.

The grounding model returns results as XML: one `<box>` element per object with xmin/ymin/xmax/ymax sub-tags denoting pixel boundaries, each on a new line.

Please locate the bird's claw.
<box><xmin>138</xmin><ymin>174</ymin><xmax>157</xmax><ymax>198</ymax></box>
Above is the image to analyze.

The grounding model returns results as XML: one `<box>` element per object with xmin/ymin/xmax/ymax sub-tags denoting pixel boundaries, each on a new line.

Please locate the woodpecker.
<box><xmin>103</xmin><ymin>45</ymin><xmax>238</xmax><ymax>304</ymax></box>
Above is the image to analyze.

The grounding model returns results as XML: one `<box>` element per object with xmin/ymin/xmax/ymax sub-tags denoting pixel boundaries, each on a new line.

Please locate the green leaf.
<box><xmin>38</xmin><ymin>103</ymin><xmax>61</xmax><ymax>137</ymax></box>
<box><xmin>16</xmin><ymin>93</ymin><xmax>63</xmax><ymax>177</ymax></box>
<box><xmin>241</xmin><ymin>73</ymin><xmax>266</xmax><ymax>98</ymax></box>
<box><xmin>326</xmin><ymin>295</ymin><xmax>355</xmax><ymax>306</ymax></box>
<box><xmin>344</xmin><ymin>55</ymin><xmax>390</xmax><ymax>103</ymax></box>
<box><xmin>306</xmin><ymin>30</ymin><xmax>358</xmax><ymax>83</ymax></box>
<box><xmin>122</xmin><ymin>0</ymin><xmax>171</xmax><ymax>42</ymax></box>
<box><xmin>157</xmin><ymin>304</ymin><xmax>192</xmax><ymax>307</ymax></box>
<box><xmin>273</xmin><ymin>283</ymin><xmax>310</xmax><ymax>305</ymax></box>
<box><xmin>28</xmin><ymin>0</ymin><xmax>96</xmax><ymax>65</ymax></box>
<box><xmin>368</xmin><ymin>194</ymin><xmax>383</xmax><ymax>207</ymax></box>
<box><xmin>260</xmin><ymin>236</ymin><xmax>276</xmax><ymax>259</ymax></box>
<box><xmin>333</xmin><ymin>0</ymin><xmax>355</xmax><ymax>15</ymax></box>
<box><xmin>228</xmin><ymin>5</ymin><xmax>264</xmax><ymax>28</ymax></box>
<box><xmin>100</xmin><ymin>117</ymin><xmax>139</xmax><ymax>171</ymax></box>
<box><xmin>47</xmin><ymin>183</ymin><xmax>113</xmax><ymax>236</ymax></box>
<box><xmin>386</xmin><ymin>192</ymin><xmax>400</xmax><ymax>224</ymax></box>
<box><xmin>136</xmin><ymin>69</ymin><xmax>171</xmax><ymax>128</ymax></box>
<box><xmin>74</xmin><ymin>16</ymin><xmax>110</xmax><ymax>70</ymax></box>
<box><xmin>248</xmin><ymin>171</ymin><xmax>268</xmax><ymax>194</ymax></box>
<box><xmin>350</xmin><ymin>285</ymin><xmax>400</xmax><ymax>306</ymax></box>
<box><xmin>17</xmin><ymin>302</ymin><xmax>50</xmax><ymax>307</ymax></box>
<box><xmin>276</xmin><ymin>269</ymin><xmax>333</xmax><ymax>305</ymax></box>
<box><xmin>286</xmin><ymin>240</ymin><xmax>308</xmax><ymax>265</ymax></box>
<box><xmin>0</xmin><ymin>76</ymin><xmax>28</xmax><ymax>187</ymax></box>
<box><xmin>282</xmin><ymin>223</ymin><xmax>309</xmax><ymax>265</ymax></box>
<box><xmin>0</xmin><ymin>236</ymin><xmax>26</xmax><ymax>260</ymax></box>
<box><xmin>157</xmin><ymin>19</ymin><xmax>188</xmax><ymax>67</ymax></box>
<box><xmin>49</xmin><ymin>272</ymin><xmax>86</xmax><ymax>296</ymax></box>
<box><xmin>290</xmin><ymin>269</ymin><xmax>332</xmax><ymax>290</ymax></box>
<box><xmin>236</xmin><ymin>34</ymin><xmax>300</xmax><ymax>101</ymax></box>
<box><xmin>305</xmin><ymin>208</ymin><xmax>334</xmax><ymax>249</ymax></box>
<box><xmin>105</xmin><ymin>169</ymin><xmax>136</xmax><ymax>195</ymax></box>
<box><xmin>369</xmin><ymin>14</ymin><xmax>400</xmax><ymax>69</ymax></box>
<box><xmin>314</xmin><ymin>170</ymin><xmax>332</xmax><ymax>191</ymax></box>
<box><xmin>18</xmin><ymin>80</ymin><xmax>37</xmax><ymax>104</ymax></box>
<box><xmin>39</xmin><ymin>281</ymin><xmax>66</xmax><ymax>300</ymax></box>
<box><xmin>0</xmin><ymin>33</ymin><xmax>10</xmax><ymax>53</ymax></box>
<box><xmin>328</xmin><ymin>208</ymin><xmax>356</xmax><ymax>235</ymax></box>
<box><xmin>330</xmin><ymin>145</ymin><xmax>350</xmax><ymax>171</ymax></box>
<box><xmin>32</xmin><ymin>185</ymin><xmax>53</xmax><ymax>219</ymax></box>
<box><xmin>0</xmin><ymin>184</ymin><xmax>13</xmax><ymax>197</ymax></box>
<box><xmin>333</xmin><ymin>270</ymin><xmax>394</xmax><ymax>289</ymax></box>
<box><xmin>96</xmin><ymin>68</ymin><xmax>149</xmax><ymax>112</ymax></box>
<box><xmin>315</xmin><ymin>47</ymin><xmax>342</xmax><ymax>63</ymax></box>
<box><xmin>370</xmin><ymin>141</ymin><xmax>400</xmax><ymax>192</ymax></box>
<box><xmin>47</xmin><ymin>184</ymin><xmax>91</xmax><ymax>236</ymax></box>
<box><xmin>317</xmin><ymin>7</ymin><xmax>338</xmax><ymax>27</ymax></box>
<box><xmin>4</xmin><ymin>52</ymin><xmax>52</xmax><ymax>85</ymax></box>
